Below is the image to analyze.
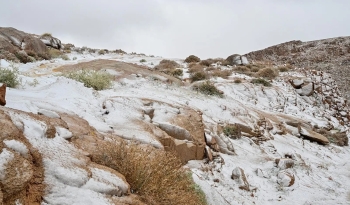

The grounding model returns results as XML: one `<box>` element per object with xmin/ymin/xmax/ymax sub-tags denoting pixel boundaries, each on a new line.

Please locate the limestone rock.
<box><xmin>275</xmin><ymin>158</ymin><xmax>294</xmax><ymax>169</ymax></box>
<box><xmin>300</xmin><ymin>127</ymin><xmax>330</xmax><ymax>145</ymax></box>
<box><xmin>226</xmin><ymin>54</ymin><xmax>249</xmax><ymax>66</ymax></box>
<box><xmin>296</xmin><ymin>82</ymin><xmax>314</xmax><ymax>96</ymax></box>
<box><xmin>0</xmin><ymin>83</ymin><xmax>6</xmax><ymax>106</ymax></box>
<box><xmin>231</xmin><ymin>167</ymin><xmax>250</xmax><ymax>191</ymax></box>
<box><xmin>277</xmin><ymin>170</ymin><xmax>295</xmax><ymax>187</ymax></box>
<box><xmin>40</xmin><ymin>34</ymin><xmax>62</xmax><ymax>49</ymax></box>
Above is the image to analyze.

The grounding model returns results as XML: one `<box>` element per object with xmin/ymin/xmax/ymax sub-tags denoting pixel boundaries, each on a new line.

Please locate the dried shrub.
<box><xmin>316</xmin><ymin>129</ymin><xmax>348</xmax><ymax>146</ymax></box>
<box><xmin>37</xmin><ymin>52</ymin><xmax>51</xmax><ymax>60</ymax></box>
<box><xmin>62</xmin><ymin>70</ymin><xmax>113</xmax><ymax>90</ymax></box>
<box><xmin>61</xmin><ymin>54</ymin><xmax>70</xmax><ymax>61</ymax></box>
<box><xmin>25</xmin><ymin>50</ymin><xmax>37</xmax><ymax>58</ymax></box>
<box><xmin>278</xmin><ymin>66</ymin><xmax>289</xmax><ymax>72</ymax></box>
<box><xmin>91</xmin><ymin>141</ymin><xmax>207</xmax><ymax>205</ymax></box>
<box><xmin>41</xmin><ymin>33</ymin><xmax>52</xmax><ymax>37</ymax></box>
<box><xmin>211</xmin><ymin>69</ymin><xmax>232</xmax><ymax>79</ymax></box>
<box><xmin>155</xmin><ymin>60</ymin><xmax>179</xmax><ymax>70</ymax></box>
<box><xmin>234</xmin><ymin>79</ymin><xmax>242</xmax><ymax>84</ymax></box>
<box><xmin>115</xmin><ymin>49</ymin><xmax>127</xmax><ymax>54</ymax></box>
<box><xmin>185</xmin><ymin>55</ymin><xmax>200</xmax><ymax>63</ymax></box>
<box><xmin>172</xmin><ymin>69</ymin><xmax>183</xmax><ymax>77</ymax></box>
<box><xmin>251</xmin><ymin>78</ymin><xmax>272</xmax><ymax>87</ymax></box>
<box><xmin>255</xmin><ymin>67</ymin><xmax>279</xmax><ymax>79</ymax></box>
<box><xmin>199</xmin><ymin>59</ymin><xmax>215</xmax><ymax>67</ymax></box>
<box><xmin>193</xmin><ymin>81</ymin><xmax>223</xmax><ymax>97</ymax></box>
<box><xmin>223</xmin><ymin>124</ymin><xmax>241</xmax><ymax>139</ymax></box>
<box><xmin>188</xmin><ymin>64</ymin><xmax>205</xmax><ymax>74</ymax></box>
<box><xmin>98</xmin><ymin>50</ymin><xmax>106</xmax><ymax>55</ymax></box>
<box><xmin>190</xmin><ymin>72</ymin><xmax>207</xmax><ymax>82</ymax></box>
<box><xmin>48</xmin><ymin>49</ymin><xmax>62</xmax><ymax>59</ymax></box>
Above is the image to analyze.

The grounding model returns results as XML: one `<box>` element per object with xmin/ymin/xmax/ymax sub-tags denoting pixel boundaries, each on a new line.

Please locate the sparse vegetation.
<box><xmin>73</xmin><ymin>57</ymin><xmax>77</xmax><ymax>60</ymax></box>
<box><xmin>61</xmin><ymin>54</ymin><xmax>70</xmax><ymax>61</ymax></box>
<box><xmin>155</xmin><ymin>59</ymin><xmax>179</xmax><ymax>70</ymax></box>
<box><xmin>251</xmin><ymin>78</ymin><xmax>272</xmax><ymax>87</ymax></box>
<box><xmin>316</xmin><ymin>129</ymin><xmax>348</xmax><ymax>146</ymax></box>
<box><xmin>172</xmin><ymin>69</ymin><xmax>183</xmax><ymax>78</ymax></box>
<box><xmin>92</xmin><ymin>140</ymin><xmax>207</xmax><ymax>205</ymax></box>
<box><xmin>140</xmin><ymin>59</ymin><xmax>147</xmax><ymax>63</ymax></box>
<box><xmin>234</xmin><ymin>79</ymin><xmax>242</xmax><ymax>83</ymax></box>
<box><xmin>193</xmin><ymin>81</ymin><xmax>223</xmax><ymax>97</ymax></box>
<box><xmin>62</xmin><ymin>70</ymin><xmax>113</xmax><ymax>90</ymax></box>
<box><xmin>185</xmin><ymin>55</ymin><xmax>200</xmax><ymax>63</ymax></box>
<box><xmin>188</xmin><ymin>64</ymin><xmax>205</xmax><ymax>74</ymax></box>
<box><xmin>211</xmin><ymin>69</ymin><xmax>232</xmax><ymax>79</ymax></box>
<box><xmin>0</xmin><ymin>64</ymin><xmax>21</xmax><ymax>88</ymax></box>
<box><xmin>278</xmin><ymin>66</ymin><xmax>289</xmax><ymax>72</ymax></box>
<box><xmin>255</xmin><ymin>67</ymin><xmax>279</xmax><ymax>79</ymax></box>
<box><xmin>223</xmin><ymin>124</ymin><xmax>241</xmax><ymax>139</ymax></box>
<box><xmin>41</xmin><ymin>33</ymin><xmax>52</xmax><ymax>37</ymax></box>
<box><xmin>190</xmin><ymin>72</ymin><xmax>207</xmax><ymax>82</ymax></box>
<box><xmin>98</xmin><ymin>50</ymin><xmax>106</xmax><ymax>55</ymax></box>
<box><xmin>48</xmin><ymin>49</ymin><xmax>62</xmax><ymax>59</ymax></box>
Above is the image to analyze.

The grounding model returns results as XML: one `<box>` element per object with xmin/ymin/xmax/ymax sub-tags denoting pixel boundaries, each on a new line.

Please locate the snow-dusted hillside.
<box><xmin>0</xmin><ymin>50</ymin><xmax>350</xmax><ymax>205</ymax></box>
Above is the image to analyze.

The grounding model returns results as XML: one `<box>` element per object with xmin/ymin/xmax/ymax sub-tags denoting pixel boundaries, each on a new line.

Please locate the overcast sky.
<box><xmin>1</xmin><ymin>0</ymin><xmax>350</xmax><ymax>59</ymax></box>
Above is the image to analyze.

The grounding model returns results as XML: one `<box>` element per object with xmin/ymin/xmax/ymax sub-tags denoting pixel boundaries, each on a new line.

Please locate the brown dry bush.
<box><xmin>211</xmin><ymin>69</ymin><xmax>232</xmax><ymax>79</ymax></box>
<box><xmin>185</xmin><ymin>55</ymin><xmax>200</xmax><ymax>63</ymax></box>
<box><xmin>48</xmin><ymin>49</ymin><xmax>62</xmax><ymax>59</ymax></box>
<box><xmin>91</xmin><ymin>141</ymin><xmax>207</xmax><ymax>205</ymax></box>
<box><xmin>190</xmin><ymin>72</ymin><xmax>207</xmax><ymax>82</ymax></box>
<box><xmin>155</xmin><ymin>59</ymin><xmax>179</xmax><ymax>70</ymax></box>
<box><xmin>316</xmin><ymin>129</ymin><xmax>348</xmax><ymax>146</ymax></box>
<box><xmin>255</xmin><ymin>67</ymin><xmax>279</xmax><ymax>79</ymax></box>
<box><xmin>188</xmin><ymin>64</ymin><xmax>206</xmax><ymax>74</ymax></box>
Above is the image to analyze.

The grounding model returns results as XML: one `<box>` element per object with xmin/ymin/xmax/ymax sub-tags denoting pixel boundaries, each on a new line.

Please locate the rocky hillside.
<box><xmin>0</xmin><ymin>28</ymin><xmax>350</xmax><ymax>205</ymax></box>
<box><xmin>246</xmin><ymin>37</ymin><xmax>350</xmax><ymax>100</ymax></box>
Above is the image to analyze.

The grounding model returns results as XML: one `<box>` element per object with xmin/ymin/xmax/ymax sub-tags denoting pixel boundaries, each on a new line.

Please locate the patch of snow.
<box><xmin>0</xmin><ymin>148</ymin><xmax>14</xmax><ymax>180</ymax></box>
<box><xmin>3</xmin><ymin>140</ymin><xmax>29</xmax><ymax>158</ymax></box>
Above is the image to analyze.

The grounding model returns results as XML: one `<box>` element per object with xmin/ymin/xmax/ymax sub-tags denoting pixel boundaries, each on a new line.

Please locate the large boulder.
<box><xmin>0</xmin><ymin>83</ymin><xmax>6</xmax><ymax>106</ymax></box>
<box><xmin>0</xmin><ymin>27</ymin><xmax>48</xmax><ymax>54</ymax></box>
<box><xmin>300</xmin><ymin>127</ymin><xmax>329</xmax><ymax>145</ymax></box>
<box><xmin>40</xmin><ymin>34</ymin><xmax>62</xmax><ymax>49</ymax></box>
<box><xmin>277</xmin><ymin>170</ymin><xmax>295</xmax><ymax>187</ymax></box>
<box><xmin>226</xmin><ymin>54</ymin><xmax>249</xmax><ymax>66</ymax></box>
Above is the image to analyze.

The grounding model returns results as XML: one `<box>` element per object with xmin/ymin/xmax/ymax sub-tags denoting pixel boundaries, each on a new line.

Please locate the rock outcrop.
<box><xmin>231</xmin><ymin>167</ymin><xmax>250</xmax><ymax>191</ymax></box>
<box><xmin>40</xmin><ymin>34</ymin><xmax>62</xmax><ymax>49</ymax></box>
<box><xmin>226</xmin><ymin>54</ymin><xmax>249</xmax><ymax>66</ymax></box>
<box><xmin>0</xmin><ymin>83</ymin><xmax>6</xmax><ymax>106</ymax></box>
<box><xmin>246</xmin><ymin>37</ymin><xmax>350</xmax><ymax>101</ymax></box>
<box><xmin>0</xmin><ymin>27</ymin><xmax>49</xmax><ymax>62</ymax></box>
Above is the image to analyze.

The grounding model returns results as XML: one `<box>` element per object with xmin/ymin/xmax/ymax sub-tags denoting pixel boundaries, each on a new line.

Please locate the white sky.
<box><xmin>1</xmin><ymin>0</ymin><xmax>350</xmax><ymax>59</ymax></box>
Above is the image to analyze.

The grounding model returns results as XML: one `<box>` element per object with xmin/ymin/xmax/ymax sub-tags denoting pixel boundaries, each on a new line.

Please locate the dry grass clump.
<box><xmin>234</xmin><ymin>79</ymin><xmax>242</xmax><ymax>83</ymax></box>
<box><xmin>155</xmin><ymin>59</ymin><xmax>179</xmax><ymax>70</ymax></box>
<box><xmin>255</xmin><ymin>67</ymin><xmax>279</xmax><ymax>79</ymax></box>
<box><xmin>98</xmin><ymin>49</ymin><xmax>106</xmax><ymax>55</ymax></box>
<box><xmin>185</xmin><ymin>55</ymin><xmax>201</xmax><ymax>63</ymax></box>
<box><xmin>315</xmin><ymin>129</ymin><xmax>348</xmax><ymax>146</ymax></box>
<box><xmin>41</xmin><ymin>33</ymin><xmax>52</xmax><ymax>37</ymax></box>
<box><xmin>193</xmin><ymin>81</ymin><xmax>223</xmax><ymax>97</ymax></box>
<box><xmin>91</xmin><ymin>141</ymin><xmax>207</xmax><ymax>205</ymax></box>
<box><xmin>251</xmin><ymin>78</ymin><xmax>272</xmax><ymax>87</ymax></box>
<box><xmin>48</xmin><ymin>49</ymin><xmax>63</xmax><ymax>59</ymax></box>
<box><xmin>15</xmin><ymin>51</ymin><xmax>34</xmax><ymax>63</ymax></box>
<box><xmin>223</xmin><ymin>124</ymin><xmax>241</xmax><ymax>139</ymax></box>
<box><xmin>210</xmin><ymin>69</ymin><xmax>232</xmax><ymax>79</ymax></box>
<box><xmin>115</xmin><ymin>49</ymin><xmax>127</xmax><ymax>54</ymax></box>
<box><xmin>189</xmin><ymin>64</ymin><xmax>206</xmax><ymax>74</ymax></box>
<box><xmin>190</xmin><ymin>72</ymin><xmax>207</xmax><ymax>82</ymax></box>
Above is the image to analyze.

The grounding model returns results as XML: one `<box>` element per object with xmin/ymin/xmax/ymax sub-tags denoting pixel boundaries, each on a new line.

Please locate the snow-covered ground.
<box><xmin>1</xmin><ymin>51</ymin><xmax>350</xmax><ymax>205</ymax></box>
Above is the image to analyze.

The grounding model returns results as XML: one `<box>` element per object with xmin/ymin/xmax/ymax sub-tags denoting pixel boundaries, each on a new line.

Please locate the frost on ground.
<box><xmin>0</xmin><ymin>50</ymin><xmax>349</xmax><ymax>205</ymax></box>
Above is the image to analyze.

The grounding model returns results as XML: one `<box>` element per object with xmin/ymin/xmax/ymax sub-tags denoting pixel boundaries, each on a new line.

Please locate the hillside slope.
<box><xmin>246</xmin><ymin>37</ymin><xmax>350</xmax><ymax>100</ymax></box>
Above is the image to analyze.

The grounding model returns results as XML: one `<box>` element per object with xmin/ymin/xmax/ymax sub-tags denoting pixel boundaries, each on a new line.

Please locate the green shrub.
<box><xmin>223</xmin><ymin>124</ymin><xmax>241</xmax><ymax>139</ymax></box>
<box><xmin>61</xmin><ymin>54</ymin><xmax>70</xmax><ymax>61</ymax></box>
<box><xmin>251</xmin><ymin>78</ymin><xmax>272</xmax><ymax>87</ymax></box>
<box><xmin>98</xmin><ymin>50</ymin><xmax>106</xmax><ymax>55</ymax></box>
<box><xmin>190</xmin><ymin>72</ymin><xmax>207</xmax><ymax>82</ymax></box>
<box><xmin>0</xmin><ymin>65</ymin><xmax>20</xmax><ymax>88</ymax></box>
<box><xmin>140</xmin><ymin>59</ymin><xmax>147</xmax><ymax>62</ymax></box>
<box><xmin>63</xmin><ymin>70</ymin><xmax>113</xmax><ymax>90</ymax></box>
<box><xmin>184</xmin><ymin>55</ymin><xmax>200</xmax><ymax>63</ymax></box>
<box><xmin>48</xmin><ymin>49</ymin><xmax>62</xmax><ymax>59</ymax></box>
<box><xmin>193</xmin><ymin>81</ymin><xmax>223</xmax><ymax>97</ymax></box>
<box><xmin>72</xmin><ymin>57</ymin><xmax>77</xmax><ymax>60</ymax></box>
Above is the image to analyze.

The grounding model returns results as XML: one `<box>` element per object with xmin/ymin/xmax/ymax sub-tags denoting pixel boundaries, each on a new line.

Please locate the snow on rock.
<box><xmin>3</xmin><ymin>139</ymin><xmax>29</xmax><ymax>158</ymax></box>
<box><xmin>55</xmin><ymin>127</ymin><xmax>73</xmax><ymax>139</ymax></box>
<box><xmin>277</xmin><ymin>170</ymin><xmax>295</xmax><ymax>187</ymax></box>
<box><xmin>38</xmin><ymin>109</ymin><xmax>60</xmax><ymax>118</ymax></box>
<box><xmin>0</xmin><ymin>148</ymin><xmax>14</xmax><ymax>180</ymax></box>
